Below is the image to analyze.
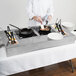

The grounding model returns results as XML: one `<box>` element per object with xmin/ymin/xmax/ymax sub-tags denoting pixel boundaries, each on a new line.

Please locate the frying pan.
<box><xmin>9</xmin><ymin>24</ymin><xmax>34</xmax><ymax>38</ymax></box>
<box><xmin>39</xmin><ymin>26</ymin><xmax>51</xmax><ymax>35</ymax></box>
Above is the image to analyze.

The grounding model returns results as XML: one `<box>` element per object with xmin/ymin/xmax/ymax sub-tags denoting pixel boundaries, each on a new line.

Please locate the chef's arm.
<box><xmin>26</xmin><ymin>0</ymin><xmax>34</xmax><ymax>19</ymax></box>
<box><xmin>32</xmin><ymin>16</ymin><xmax>42</xmax><ymax>24</ymax></box>
<box><xmin>47</xmin><ymin>0</ymin><xmax>54</xmax><ymax>22</ymax></box>
<box><xmin>26</xmin><ymin>0</ymin><xmax>42</xmax><ymax>24</ymax></box>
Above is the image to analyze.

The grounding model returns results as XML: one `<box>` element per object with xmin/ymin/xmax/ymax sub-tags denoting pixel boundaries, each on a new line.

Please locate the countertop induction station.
<box><xmin>0</xmin><ymin>25</ymin><xmax>76</xmax><ymax>57</ymax></box>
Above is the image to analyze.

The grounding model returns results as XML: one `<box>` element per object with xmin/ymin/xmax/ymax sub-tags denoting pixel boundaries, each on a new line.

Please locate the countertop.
<box><xmin>0</xmin><ymin>28</ymin><xmax>76</xmax><ymax>57</ymax></box>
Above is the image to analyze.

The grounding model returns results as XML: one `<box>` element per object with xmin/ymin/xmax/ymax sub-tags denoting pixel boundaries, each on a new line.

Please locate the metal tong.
<box><xmin>55</xmin><ymin>19</ymin><xmax>66</xmax><ymax>35</ymax></box>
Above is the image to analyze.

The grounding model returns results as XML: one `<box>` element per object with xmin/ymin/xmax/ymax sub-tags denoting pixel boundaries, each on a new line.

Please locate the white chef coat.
<box><xmin>26</xmin><ymin>0</ymin><xmax>54</xmax><ymax>26</ymax></box>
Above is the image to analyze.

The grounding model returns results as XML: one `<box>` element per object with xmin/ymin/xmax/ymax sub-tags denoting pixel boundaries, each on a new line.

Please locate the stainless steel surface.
<box><xmin>0</xmin><ymin>27</ymin><xmax>76</xmax><ymax>57</ymax></box>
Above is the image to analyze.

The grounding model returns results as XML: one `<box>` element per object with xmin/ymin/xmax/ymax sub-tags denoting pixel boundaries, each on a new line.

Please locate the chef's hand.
<box><xmin>48</xmin><ymin>15</ymin><xmax>52</xmax><ymax>23</ymax></box>
<box><xmin>32</xmin><ymin>16</ymin><xmax>42</xmax><ymax>24</ymax></box>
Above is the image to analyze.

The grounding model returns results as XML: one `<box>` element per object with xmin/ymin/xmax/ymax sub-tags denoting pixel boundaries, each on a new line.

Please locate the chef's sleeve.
<box><xmin>47</xmin><ymin>0</ymin><xmax>54</xmax><ymax>17</ymax></box>
<box><xmin>26</xmin><ymin>0</ymin><xmax>34</xmax><ymax>19</ymax></box>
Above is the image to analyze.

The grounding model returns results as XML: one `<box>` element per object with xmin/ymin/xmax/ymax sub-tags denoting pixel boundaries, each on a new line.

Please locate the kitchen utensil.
<box><xmin>9</xmin><ymin>24</ymin><xmax>34</xmax><ymax>38</ymax></box>
<box><xmin>48</xmin><ymin>33</ymin><xmax>63</xmax><ymax>40</ymax></box>
<box><xmin>55</xmin><ymin>18</ymin><xmax>60</xmax><ymax>32</ymax></box>
<box><xmin>44</xmin><ymin>15</ymin><xmax>48</xmax><ymax>25</ymax></box>
<box><xmin>5</xmin><ymin>29</ymin><xmax>17</xmax><ymax>44</ymax></box>
<box><xmin>39</xmin><ymin>26</ymin><xmax>51</xmax><ymax>35</ymax></box>
<box><xmin>41</xmin><ymin>25</ymin><xmax>44</xmax><ymax>29</ymax></box>
<box><xmin>55</xmin><ymin>19</ymin><xmax>66</xmax><ymax>35</ymax></box>
<box><xmin>58</xmin><ymin>19</ymin><xmax>65</xmax><ymax>35</ymax></box>
<box><xmin>31</xmin><ymin>28</ymin><xmax>40</xmax><ymax>36</ymax></box>
<box><xmin>11</xmin><ymin>32</ymin><xmax>17</xmax><ymax>44</ymax></box>
<box><xmin>40</xmin><ymin>15</ymin><xmax>48</xmax><ymax>29</ymax></box>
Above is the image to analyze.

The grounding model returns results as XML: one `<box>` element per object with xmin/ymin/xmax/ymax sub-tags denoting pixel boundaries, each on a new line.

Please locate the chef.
<box><xmin>26</xmin><ymin>0</ymin><xmax>54</xmax><ymax>27</ymax></box>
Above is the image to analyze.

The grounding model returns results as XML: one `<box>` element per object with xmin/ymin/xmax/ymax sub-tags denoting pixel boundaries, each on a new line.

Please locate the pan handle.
<box><xmin>31</xmin><ymin>28</ymin><xmax>40</xmax><ymax>36</ymax></box>
<box><xmin>9</xmin><ymin>24</ymin><xmax>21</xmax><ymax>30</ymax></box>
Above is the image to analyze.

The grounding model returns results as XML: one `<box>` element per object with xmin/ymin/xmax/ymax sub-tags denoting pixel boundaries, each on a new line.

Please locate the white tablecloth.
<box><xmin>0</xmin><ymin>41</ymin><xmax>76</xmax><ymax>76</ymax></box>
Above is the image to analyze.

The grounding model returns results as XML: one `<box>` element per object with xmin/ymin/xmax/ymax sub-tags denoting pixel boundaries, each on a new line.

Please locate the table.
<box><xmin>0</xmin><ymin>31</ymin><xmax>76</xmax><ymax>76</ymax></box>
<box><xmin>0</xmin><ymin>42</ymin><xmax>76</xmax><ymax>76</ymax></box>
